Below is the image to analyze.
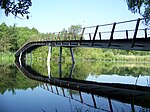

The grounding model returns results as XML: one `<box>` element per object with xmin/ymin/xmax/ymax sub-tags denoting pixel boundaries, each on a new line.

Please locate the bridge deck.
<box><xmin>15</xmin><ymin>38</ymin><xmax>150</xmax><ymax>57</ymax></box>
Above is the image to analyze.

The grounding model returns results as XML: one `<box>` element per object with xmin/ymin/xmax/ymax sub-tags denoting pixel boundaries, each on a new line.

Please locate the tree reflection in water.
<box><xmin>14</xmin><ymin>59</ymin><xmax>150</xmax><ymax>112</ymax></box>
<box><xmin>0</xmin><ymin>60</ymin><xmax>150</xmax><ymax>112</ymax></box>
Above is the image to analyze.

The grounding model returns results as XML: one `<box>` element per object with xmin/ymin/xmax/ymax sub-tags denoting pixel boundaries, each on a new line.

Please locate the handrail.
<box><xmin>48</xmin><ymin>18</ymin><xmax>147</xmax><ymax>42</ymax></box>
<box><xmin>15</xmin><ymin>18</ymin><xmax>150</xmax><ymax>57</ymax></box>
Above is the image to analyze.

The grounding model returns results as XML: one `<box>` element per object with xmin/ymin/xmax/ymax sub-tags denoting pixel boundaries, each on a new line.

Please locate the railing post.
<box><xmin>70</xmin><ymin>47</ymin><xmax>75</xmax><ymax>63</ymax></box>
<box><xmin>52</xmin><ymin>33</ymin><xmax>55</xmax><ymax>41</ymax></box>
<box><xmin>99</xmin><ymin>32</ymin><xmax>102</xmax><ymax>40</ymax></box>
<box><xmin>58</xmin><ymin>32</ymin><xmax>60</xmax><ymax>40</ymax></box>
<box><xmin>49</xmin><ymin>33</ymin><xmax>51</xmax><ymax>41</ymax></box>
<box><xmin>89</xmin><ymin>33</ymin><xmax>91</xmax><ymax>40</ymax></box>
<box><xmin>71</xmin><ymin>30</ymin><xmax>74</xmax><ymax>40</ymax></box>
<box><xmin>145</xmin><ymin>28</ymin><xmax>147</xmax><ymax>39</ymax></box>
<box><xmin>59</xmin><ymin>47</ymin><xmax>62</xmax><ymax>63</ymax></box>
<box><xmin>91</xmin><ymin>94</ymin><xmax>97</xmax><ymax>108</ymax></box>
<box><xmin>126</xmin><ymin>30</ymin><xmax>128</xmax><ymax>39</ymax></box>
<box><xmin>73</xmin><ymin>29</ymin><xmax>76</xmax><ymax>40</ymax></box>
<box><xmin>64</xmin><ymin>31</ymin><xmax>67</xmax><ymax>40</ymax></box>
<box><xmin>108</xmin><ymin>22</ymin><xmax>116</xmax><ymax>47</ymax></box>
<box><xmin>80</xmin><ymin>28</ymin><xmax>85</xmax><ymax>40</ymax></box>
<box><xmin>91</xmin><ymin>25</ymin><xmax>99</xmax><ymax>46</ymax></box>
<box><xmin>61</xmin><ymin>88</ymin><xmax>65</xmax><ymax>97</ymax></box>
<box><xmin>45</xmin><ymin>83</ymin><xmax>49</xmax><ymax>91</ymax></box>
<box><xmin>55</xmin><ymin>86</ymin><xmax>59</xmax><ymax>95</ymax></box>
<box><xmin>68</xmin><ymin>89</ymin><xmax>73</xmax><ymax>99</ymax></box>
<box><xmin>108</xmin><ymin>97</ymin><xmax>113</xmax><ymax>112</ymax></box>
<box><xmin>50</xmin><ymin>84</ymin><xmax>53</xmax><ymax>93</ymax></box>
<box><xmin>79</xmin><ymin>91</ymin><xmax>83</xmax><ymax>103</ymax></box>
<box><xmin>79</xmin><ymin>28</ymin><xmax>85</xmax><ymax>45</ymax></box>
<box><xmin>131</xmin><ymin>18</ymin><xmax>141</xmax><ymax>48</ymax></box>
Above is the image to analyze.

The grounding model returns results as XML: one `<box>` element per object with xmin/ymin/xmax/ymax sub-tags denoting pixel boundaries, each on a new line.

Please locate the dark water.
<box><xmin>0</xmin><ymin>60</ymin><xmax>150</xmax><ymax>112</ymax></box>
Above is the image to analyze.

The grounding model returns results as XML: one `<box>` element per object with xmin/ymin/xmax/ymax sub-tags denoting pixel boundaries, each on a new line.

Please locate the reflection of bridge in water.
<box><xmin>15</xmin><ymin>18</ymin><xmax>150</xmax><ymax>63</ymax></box>
<box><xmin>40</xmin><ymin>83</ymin><xmax>105</xmax><ymax>111</ymax></box>
<box><xmin>15</xmin><ymin>60</ymin><xmax>150</xmax><ymax>112</ymax></box>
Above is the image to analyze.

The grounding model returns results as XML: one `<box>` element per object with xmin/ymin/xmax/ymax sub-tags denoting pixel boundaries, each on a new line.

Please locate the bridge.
<box><xmin>14</xmin><ymin>18</ymin><xmax>150</xmax><ymax>111</ymax></box>
<box><xmin>15</xmin><ymin>18</ymin><xmax>150</xmax><ymax>63</ymax></box>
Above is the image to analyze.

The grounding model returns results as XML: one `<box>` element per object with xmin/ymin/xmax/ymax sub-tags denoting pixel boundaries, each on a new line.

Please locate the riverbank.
<box><xmin>33</xmin><ymin>55</ymin><xmax>150</xmax><ymax>63</ymax></box>
<box><xmin>1</xmin><ymin>51</ymin><xmax>150</xmax><ymax>64</ymax></box>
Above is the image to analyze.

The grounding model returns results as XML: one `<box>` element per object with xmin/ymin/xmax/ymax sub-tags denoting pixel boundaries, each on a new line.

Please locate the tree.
<box><xmin>9</xmin><ymin>24</ymin><xmax>18</xmax><ymax>52</ymax></box>
<box><xmin>68</xmin><ymin>25</ymin><xmax>82</xmax><ymax>40</ymax></box>
<box><xmin>126</xmin><ymin>0</ymin><xmax>150</xmax><ymax>25</ymax></box>
<box><xmin>0</xmin><ymin>23</ymin><xmax>11</xmax><ymax>52</ymax></box>
<box><xmin>0</xmin><ymin>0</ymin><xmax>32</xmax><ymax>19</ymax></box>
<box><xmin>68</xmin><ymin>25</ymin><xmax>82</xmax><ymax>34</ymax></box>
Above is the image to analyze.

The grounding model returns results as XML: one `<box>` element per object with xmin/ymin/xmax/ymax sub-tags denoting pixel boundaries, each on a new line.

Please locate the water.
<box><xmin>0</xmin><ymin>61</ymin><xmax>150</xmax><ymax>112</ymax></box>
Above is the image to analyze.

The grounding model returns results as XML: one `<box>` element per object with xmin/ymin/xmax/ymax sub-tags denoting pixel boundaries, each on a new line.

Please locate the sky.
<box><xmin>0</xmin><ymin>0</ymin><xmax>141</xmax><ymax>33</ymax></box>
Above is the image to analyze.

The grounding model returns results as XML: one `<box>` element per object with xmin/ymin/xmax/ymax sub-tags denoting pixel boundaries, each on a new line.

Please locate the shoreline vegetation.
<box><xmin>1</xmin><ymin>50</ymin><xmax>150</xmax><ymax>64</ymax></box>
<box><xmin>32</xmin><ymin>56</ymin><xmax>150</xmax><ymax>63</ymax></box>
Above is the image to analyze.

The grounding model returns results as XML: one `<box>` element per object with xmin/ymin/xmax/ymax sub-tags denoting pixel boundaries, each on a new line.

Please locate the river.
<box><xmin>0</xmin><ymin>60</ymin><xmax>150</xmax><ymax>112</ymax></box>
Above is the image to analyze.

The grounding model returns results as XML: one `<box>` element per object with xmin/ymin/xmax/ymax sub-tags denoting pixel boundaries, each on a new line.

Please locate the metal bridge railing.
<box><xmin>40</xmin><ymin>83</ymin><xmax>116</xmax><ymax>112</ymax></box>
<box><xmin>26</xmin><ymin>18</ymin><xmax>150</xmax><ymax>47</ymax></box>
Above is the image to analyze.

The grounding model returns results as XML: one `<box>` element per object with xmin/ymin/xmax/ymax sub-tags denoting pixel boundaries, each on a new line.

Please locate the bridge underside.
<box><xmin>15</xmin><ymin>38</ymin><xmax>150</xmax><ymax>57</ymax></box>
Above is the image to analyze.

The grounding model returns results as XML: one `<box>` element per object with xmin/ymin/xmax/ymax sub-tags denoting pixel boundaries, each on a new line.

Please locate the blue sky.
<box><xmin>0</xmin><ymin>0</ymin><xmax>141</xmax><ymax>33</ymax></box>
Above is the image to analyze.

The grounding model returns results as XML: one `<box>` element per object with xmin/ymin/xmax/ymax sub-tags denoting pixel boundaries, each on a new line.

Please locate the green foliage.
<box><xmin>126</xmin><ymin>0</ymin><xmax>150</xmax><ymax>25</ymax></box>
<box><xmin>0</xmin><ymin>22</ymin><xmax>39</xmax><ymax>53</ymax></box>
<box><xmin>0</xmin><ymin>52</ymin><xmax>14</xmax><ymax>64</ymax></box>
<box><xmin>68</xmin><ymin>25</ymin><xmax>82</xmax><ymax>34</ymax></box>
<box><xmin>1</xmin><ymin>0</ymin><xmax>32</xmax><ymax>19</ymax></box>
<box><xmin>29</xmin><ymin>60</ymin><xmax>150</xmax><ymax>80</ymax></box>
<box><xmin>0</xmin><ymin>64</ymin><xmax>40</xmax><ymax>94</ymax></box>
<box><xmin>1</xmin><ymin>60</ymin><xmax>150</xmax><ymax>94</ymax></box>
<box><xmin>1</xmin><ymin>22</ymin><xmax>150</xmax><ymax>62</ymax></box>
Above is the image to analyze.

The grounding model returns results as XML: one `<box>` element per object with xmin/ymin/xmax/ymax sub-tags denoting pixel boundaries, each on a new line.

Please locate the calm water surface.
<box><xmin>0</xmin><ymin>61</ymin><xmax>150</xmax><ymax>112</ymax></box>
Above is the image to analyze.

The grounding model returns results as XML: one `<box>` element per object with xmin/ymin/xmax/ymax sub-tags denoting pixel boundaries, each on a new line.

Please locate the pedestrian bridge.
<box><xmin>15</xmin><ymin>18</ymin><xmax>150</xmax><ymax>62</ymax></box>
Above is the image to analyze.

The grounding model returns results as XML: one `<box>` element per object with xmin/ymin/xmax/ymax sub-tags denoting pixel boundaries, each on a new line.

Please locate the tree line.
<box><xmin>1</xmin><ymin>22</ymin><xmax>150</xmax><ymax>61</ymax></box>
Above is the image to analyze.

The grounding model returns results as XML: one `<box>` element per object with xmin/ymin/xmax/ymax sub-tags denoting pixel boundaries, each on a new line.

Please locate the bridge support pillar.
<box><xmin>47</xmin><ymin>62</ymin><xmax>51</xmax><ymax>78</ymax></box>
<box><xmin>59</xmin><ymin>47</ymin><xmax>62</xmax><ymax>63</ymax></box>
<box><xmin>19</xmin><ymin>51</ymin><xmax>22</xmax><ymax>63</ymax></box>
<box><xmin>47</xmin><ymin>46</ymin><xmax>52</xmax><ymax>63</ymax></box>
<box><xmin>59</xmin><ymin>63</ymin><xmax>62</xmax><ymax>78</ymax></box>
<box><xmin>30</xmin><ymin>52</ymin><xmax>32</xmax><ymax>66</ymax></box>
<box><xmin>59</xmin><ymin>47</ymin><xmax>75</xmax><ymax>63</ymax></box>
<box><xmin>70</xmin><ymin>47</ymin><xmax>75</xmax><ymax>63</ymax></box>
<box><xmin>19</xmin><ymin>51</ymin><xmax>22</xmax><ymax>67</ymax></box>
<box><xmin>69</xmin><ymin>63</ymin><xmax>75</xmax><ymax>78</ymax></box>
<box><xmin>25</xmin><ymin>53</ymin><xmax>28</xmax><ymax>65</ymax></box>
